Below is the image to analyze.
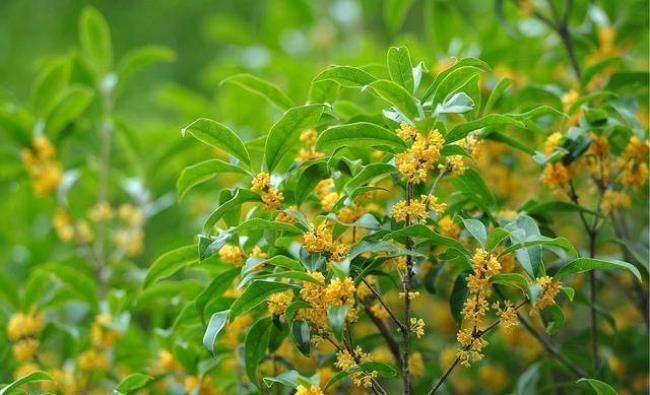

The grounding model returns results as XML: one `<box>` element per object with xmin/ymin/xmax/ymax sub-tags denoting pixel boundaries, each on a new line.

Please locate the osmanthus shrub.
<box><xmin>144</xmin><ymin>47</ymin><xmax>642</xmax><ymax>394</ymax></box>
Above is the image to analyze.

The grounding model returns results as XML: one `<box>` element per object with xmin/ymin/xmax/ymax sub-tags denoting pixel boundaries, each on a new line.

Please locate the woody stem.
<box><xmin>401</xmin><ymin>181</ymin><xmax>413</xmax><ymax>395</ymax></box>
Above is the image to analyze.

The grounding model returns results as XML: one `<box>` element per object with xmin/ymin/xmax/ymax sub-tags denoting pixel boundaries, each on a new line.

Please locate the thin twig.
<box><xmin>360</xmin><ymin>278</ymin><xmax>406</xmax><ymax>331</ymax></box>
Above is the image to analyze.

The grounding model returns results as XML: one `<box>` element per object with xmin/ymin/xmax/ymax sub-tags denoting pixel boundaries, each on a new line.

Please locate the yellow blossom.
<box><xmin>219</xmin><ymin>244</ymin><xmax>243</xmax><ymax>266</ymax></box>
<box><xmin>303</xmin><ymin>223</ymin><xmax>332</xmax><ymax>253</ymax></box>
<box><xmin>396</xmin><ymin>122</ymin><xmax>418</xmax><ymax>141</ymax></box>
<box><xmin>320</xmin><ymin>191</ymin><xmax>341</xmax><ymax>211</ymax></box>
<box><xmin>77</xmin><ymin>349</ymin><xmax>109</xmax><ymax>371</ymax></box>
<box><xmin>296</xmin><ymin>384</ymin><xmax>324</xmax><ymax>395</ymax></box>
<box><xmin>492</xmin><ymin>300</ymin><xmax>518</xmax><ymax>333</ymax></box>
<box><xmin>395</xmin><ymin>130</ymin><xmax>445</xmax><ymax>183</ymax></box>
<box><xmin>157</xmin><ymin>349</ymin><xmax>181</xmax><ymax>371</ymax></box>
<box><xmin>261</xmin><ymin>188</ymin><xmax>284</xmax><ymax>211</ymax></box>
<box><xmin>600</xmin><ymin>190</ymin><xmax>631</xmax><ymax>215</ymax></box>
<box><xmin>409</xmin><ymin>317</ymin><xmax>425</xmax><ymax>338</ymax></box>
<box><xmin>251</xmin><ymin>246</ymin><xmax>268</xmax><ymax>258</ymax></box>
<box><xmin>12</xmin><ymin>338</ymin><xmax>39</xmax><ymax>362</ymax></box>
<box><xmin>530</xmin><ymin>276</ymin><xmax>562</xmax><ymax>316</ymax></box>
<box><xmin>314</xmin><ymin>178</ymin><xmax>334</xmax><ymax>199</ymax></box>
<box><xmin>447</xmin><ymin>155</ymin><xmax>466</xmax><ymax>175</ymax></box>
<box><xmin>267</xmin><ymin>290</ymin><xmax>294</xmax><ymax>316</ymax></box>
<box><xmin>88</xmin><ymin>201</ymin><xmax>113</xmax><ymax>222</ymax></box>
<box><xmin>392</xmin><ymin>199</ymin><xmax>427</xmax><ymax>222</ymax></box>
<box><xmin>544</xmin><ymin>132</ymin><xmax>563</xmax><ymax>154</ymax></box>
<box><xmin>21</xmin><ymin>136</ymin><xmax>63</xmax><ymax>196</ymax></box>
<box><xmin>541</xmin><ymin>162</ymin><xmax>572</xmax><ymax>195</ymax></box>
<box><xmin>369</xmin><ymin>303</ymin><xmax>390</xmax><ymax>321</ymax></box>
<box><xmin>409</xmin><ymin>352</ymin><xmax>425</xmax><ymax>378</ymax></box>
<box><xmin>324</xmin><ymin>277</ymin><xmax>356</xmax><ymax>306</ymax></box>
<box><xmin>478</xmin><ymin>364</ymin><xmax>508</xmax><ymax>391</ymax></box>
<box><xmin>251</xmin><ymin>172</ymin><xmax>271</xmax><ymax>191</ymax></box>
<box><xmin>438</xmin><ymin>216</ymin><xmax>460</xmax><ymax>239</ymax></box>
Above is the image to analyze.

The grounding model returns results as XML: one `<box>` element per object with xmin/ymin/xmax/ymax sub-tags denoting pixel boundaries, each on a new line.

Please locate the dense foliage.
<box><xmin>0</xmin><ymin>1</ymin><xmax>648</xmax><ymax>394</ymax></box>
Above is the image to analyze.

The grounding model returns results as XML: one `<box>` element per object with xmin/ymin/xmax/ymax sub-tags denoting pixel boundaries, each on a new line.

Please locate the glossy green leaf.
<box><xmin>0</xmin><ymin>371</ymin><xmax>53</xmax><ymax>395</ymax></box>
<box><xmin>422</xmin><ymin>58</ymin><xmax>489</xmax><ymax>102</ymax></box>
<box><xmin>576</xmin><ymin>378</ymin><xmax>618</xmax><ymax>395</ymax></box>
<box><xmin>291</xmin><ymin>319</ymin><xmax>311</xmax><ymax>356</ymax></box>
<box><xmin>264</xmin><ymin>104</ymin><xmax>326</xmax><ymax>171</ymax></box>
<box><xmin>177</xmin><ymin>159</ymin><xmax>250</xmax><ymax>201</ymax></box>
<box><xmin>313</xmin><ymin>65</ymin><xmax>376</xmax><ymax>87</ymax></box>
<box><xmin>383</xmin><ymin>0</ymin><xmax>415</xmax><ymax>33</ymax></box>
<box><xmin>556</xmin><ymin>258</ymin><xmax>642</xmax><ymax>282</ymax></box>
<box><xmin>113</xmin><ymin>373</ymin><xmax>153</xmax><ymax>395</ymax></box>
<box><xmin>327</xmin><ymin>304</ymin><xmax>350</xmax><ymax>341</ymax></box>
<box><xmin>31</xmin><ymin>62</ymin><xmax>69</xmax><ymax>117</ymax></box>
<box><xmin>117</xmin><ymin>45</ymin><xmax>174</xmax><ymax>87</ymax></box>
<box><xmin>230</xmin><ymin>280</ymin><xmax>296</xmax><ymax>319</ymax></box>
<box><xmin>296</xmin><ymin>162</ymin><xmax>329</xmax><ymax>205</ymax></box>
<box><xmin>203</xmin><ymin>310</ymin><xmax>229</xmax><ymax>353</ymax></box>
<box><xmin>367</xmin><ymin>79</ymin><xmax>419</xmax><ymax>118</ymax></box>
<box><xmin>344</xmin><ymin>163</ymin><xmax>396</xmax><ymax>195</ymax></box>
<box><xmin>483</xmin><ymin>78</ymin><xmax>511</xmax><ymax>114</ymax></box>
<box><xmin>37</xmin><ymin>263</ymin><xmax>99</xmax><ymax>312</ymax></box>
<box><xmin>143</xmin><ymin>245</ymin><xmax>198</xmax><ymax>288</ymax></box>
<box><xmin>450</xmin><ymin>271</ymin><xmax>469</xmax><ymax>324</ymax></box>
<box><xmin>498</xmin><ymin>237</ymin><xmax>577</xmax><ymax>258</ymax></box>
<box><xmin>387</xmin><ymin>46</ymin><xmax>414</xmax><ymax>92</ymax></box>
<box><xmin>245</xmin><ymin>317</ymin><xmax>274</xmax><ymax>385</ymax></box>
<box><xmin>233</xmin><ymin>218</ymin><xmax>302</xmax><ymax>235</ymax></box>
<box><xmin>491</xmin><ymin>273</ymin><xmax>529</xmax><ymax>293</ymax></box>
<box><xmin>462</xmin><ymin>218</ymin><xmax>487</xmax><ymax>247</ymax></box>
<box><xmin>222</xmin><ymin>73</ymin><xmax>294</xmax><ymax>111</ymax></box>
<box><xmin>435</xmin><ymin>91</ymin><xmax>474</xmax><ymax>115</ymax></box>
<box><xmin>383</xmin><ymin>224</ymin><xmax>467</xmax><ymax>255</ymax></box>
<box><xmin>445</xmin><ymin>114</ymin><xmax>525</xmax><ymax>143</ymax></box>
<box><xmin>79</xmin><ymin>6</ymin><xmax>113</xmax><ymax>72</ymax></box>
<box><xmin>308</xmin><ymin>79</ymin><xmax>340</xmax><ymax>104</ymax></box>
<box><xmin>203</xmin><ymin>189</ymin><xmax>261</xmax><ymax>232</ymax></box>
<box><xmin>182</xmin><ymin>118</ymin><xmax>251</xmax><ymax>167</ymax></box>
<box><xmin>316</xmin><ymin>122</ymin><xmax>406</xmax><ymax>152</ymax></box>
<box><xmin>44</xmin><ymin>85</ymin><xmax>94</xmax><ymax>136</ymax></box>
<box><xmin>195</xmin><ymin>268</ymin><xmax>240</xmax><ymax>322</ymax></box>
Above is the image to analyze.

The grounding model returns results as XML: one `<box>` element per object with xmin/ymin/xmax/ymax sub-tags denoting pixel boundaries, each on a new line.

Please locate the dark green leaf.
<box><xmin>143</xmin><ymin>245</ymin><xmax>198</xmax><ymax>288</ymax></box>
<box><xmin>222</xmin><ymin>74</ymin><xmax>294</xmax><ymax>111</ymax></box>
<box><xmin>177</xmin><ymin>159</ymin><xmax>250</xmax><ymax>201</ymax></box>
<box><xmin>182</xmin><ymin>118</ymin><xmax>251</xmax><ymax>167</ymax></box>
<box><xmin>316</xmin><ymin>122</ymin><xmax>406</xmax><ymax>152</ymax></box>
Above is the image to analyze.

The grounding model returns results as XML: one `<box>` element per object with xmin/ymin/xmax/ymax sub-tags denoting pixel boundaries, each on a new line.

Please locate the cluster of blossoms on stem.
<box><xmin>334</xmin><ymin>346</ymin><xmax>378</xmax><ymax>388</ymax></box>
<box><xmin>296</xmin><ymin>128</ymin><xmax>324</xmax><ymax>162</ymax></box>
<box><xmin>251</xmin><ymin>172</ymin><xmax>284</xmax><ymax>210</ymax></box>
<box><xmin>314</xmin><ymin>178</ymin><xmax>341</xmax><ymax>212</ymax></box>
<box><xmin>219</xmin><ymin>244</ymin><xmax>244</xmax><ymax>266</ymax></box>
<box><xmin>392</xmin><ymin>194</ymin><xmax>447</xmax><ymax>222</ymax></box>
<box><xmin>302</xmin><ymin>222</ymin><xmax>349</xmax><ymax>262</ymax></box>
<box><xmin>77</xmin><ymin>314</ymin><xmax>120</xmax><ymax>372</ymax></box>
<box><xmin>457</xmin><ymin>248</ymin><xmax>505</xmax><ymax>367</ymax></box>
<box><xmin>21</xmin><ymin>135</ymin><xmax>63</xmax><ymax>196</ymax></box>
<box><xmin>530</xmin><ymin>276</ymin><xmax>563</xmax><ymax>317</ymax></box>
<box><xmin>395</xmin><ymin>122</ymin><xmax>445</xmax><ymax>184</ymax></box>
<box><xmin>7</xmin><ymin>310</ymin><xmax>46</xmax><ymax>366</ymax></box>
<box><xmin>296</xmin><ymin>384</ymin><xmax>324</xmax><ymax>395</ymax></box>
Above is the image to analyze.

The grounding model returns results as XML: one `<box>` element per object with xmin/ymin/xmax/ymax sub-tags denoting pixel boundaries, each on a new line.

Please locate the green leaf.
<box><xmin>327</xmin><ymin>304</ymin><xmax>350</xmax><ymax>341</ymax></box>
<box><xmin>0</xmin><ymin>371</ymin><xmax>53</xmax><ymax>395</ymax></box>
<box><xmin>498</xmin><ymin>237</ymin><xmax>577</xmax><ymax>258</ymax></box>
<box><xmin>367</xmin><ymin>79</ymin><xmax>419</xmax><ymax>118</ymax></box>
<box><xmin>233</xmin><ymin>218</ymin><xmax>303</xmax><ymax>235</ymax></box>
<box><xmin>222</xmin><ymin>74</ymin><xmax>294</xmax><ymax>111</ymax></box>
<box><xmin>576</xmin><ymin>378</ymin><xmax>618</xmax><ymax>395</ymax></box>
<box><xmin>37</xmin><ymin>263</ymin><xmax>99</xmax><ymax>312</ymax></box>
<box><xmin>521</xmin><ymin>200</ymin><xmax>598</xmax><ymax>216</ymax></box>
<box><xmin>195</xmin><ymin>268</ymin><xmax>240</xmax><ymax>322</ymax></box>
<box><xmin>445</xmin><ymin>114</ymin><xmax>524</xmax><ymax>143</ymax></box>
<box><xmin>264</xmin><ymin>104</ymin><xmax>326</xmax><ymax>171</ymax></box>
<box><xmin>450</xmin><ymin>271</ymin><xmax>469</xmax><ymax>324</ymax></box>
<box><xmin>422</xmin><ymin>58</ymin><xmax>489</xmax><ymax>102</ymax></box>
<box><xmin>113</xmin><ymin>373</ymin><xmax>153</xmax><ymax>395</ymax></box>
<box><xmin>344</xmin><ymin>163</ymin><xmax>396</xmax><ymax>195</ymax></box>
<box><xmin>257</xmin><ymin>256</ymin><xmax>305</xmax><ymax>272</ymax></box>
<box><xmin>483</xmin><ymin>78</ymin><xmax>511</xmax><ymax>114</ymax></box>
<box><xmin>580</xmin><ymin>57</ymin><xmax>622</xmax><ymax>89</ymax></box>
<box><xmin>383</xmin><ymin>224</ymin><xmax>467</xmax><ymax>255</ymax></box>
<box><xmin>383</xmin><ymin>0</ymin><xmax>415</xmax><ymax>33</ymax></box>
<box><xmin>79</xmin><ymin>6</ymin><xmax>113</xmax><ymax>72</ymax></box>
<box><xmin>203</xmin><ymin>310</ymin><xmax>229</xmax><ymax>353</ymax></box>
<box><xmin>143</xmin><ymin>245</ymin><xmax>198</xmax><ymax>288</ymax></box>
<box><xmin>487</xmin><ymin>228</ymin><xmax>510</xmax><ymax>250</ymax></box>
<box><xmin>542</xmin><ymin>304</ymin><xmax>565</xmax><ymax>334</ymax></box>
<box><xmin>291</xmin><ymin>319</ymin><xmax>311</xmax><ymax>356</ymax></box>
<box><xmin>182</xmin><ymin>118</ymin><xmax>251</xmax><ymax>167</ymax></box>
<box><xmin>177</xmin><ymin>159</ymin><xmax>250</xmax><ymax>201</ymax></box>
<box><xmin>435</xmin><ymin>92</ymin><xmax>475</xmax><ymax>115</ymax></box>
<box><xmin>44</xmin><ymin>85</ymin><xmax>94</xmax><ymax>136</ymax></box>
<box><xmin>263</xmin><ymin>370</ymin><xmax>318</xmax><ymax>389</ymax></box>
<box><xmin>491</xmin><ymin>273</ymin><xmax>529</xmax><ymax>293</ymax></box>
<box><xmin>245</xmin><ymin>317</ymin><xmax>274</xmax><ymax>385</ymax></box>
<box><xmin>387</xmin><ymin>46</ymin><xmax>414</xmax><ymax>93</ymax></box>
<box><xmin>313</xmin><ymin>66</ymin><xmax>377</xmax><ymax>87</ymax></box>
<box><xmin>31</xmin><ymin>62</ymin><xmax>69</xmax><ymax>117</ymax></box>
<box><xmin>308</xmin><ymin>79</ymin><xmax>340</xmax><ymax>104</ymax></box>
<box><xmin>556</xmin><ymin>258</ymin><xmax>642</xmax><ymax>282</ymax></box>
<box><xmin>482</xmin><ymin>130</ymin><xmax>534</xmax><ymax>155</ymax></box>
<box><xmin>117</xmin><ymin>46</ymin><xmax>174</xmax><ymax>87</ymax></box>
<box><xmin>230</xmin><ymin>280</ymin><xmax>295</xmax><ymax>320</ymax></box>
<box><xmin>296</xmin><ymin>162</ymin><xmax>329</xmax><ymax>205</ymax></box>
<box><xmin>203</xmin><ymin>189</ymin><xmax>261</xmax><ymax>232</ymax></box>
<box><xmin>462</xmin><ymin>218</ymin><xmax>487</xmax><ymax>247</ymax></box>
<box><xmin>316</xmin><ymin>122</ymin><xmax>406</xmax><ymax>152</ymax></box>
<box><xmin>451</xmin><ymin>168</ymin><xmax>496</xmax><ymax>209</ymax></box>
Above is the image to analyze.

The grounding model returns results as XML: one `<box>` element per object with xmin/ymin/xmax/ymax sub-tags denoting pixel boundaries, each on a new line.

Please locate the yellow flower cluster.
<box><xmin>530</xmin><ymin>276</ymin><xmax>562</xmax><ymax>316</ymax></box>
<box><xmin>438</xmin><ymin>215</ymin><xmax>460</xmax><ymax>239</ymax></box>
<box><xmin>90</xmin><ymin>314</ymin><xmax>120</xmax><ymax>350</ymax></box>
<box><xmin>492</xmin><ymin>300</ymin><xmax>518</xmax><ymax>333</ymax></box>
<box><xmin>544</xmin><ymin>132</ymin><xmax>563</xmax><ymax>155</ymax></box>
<box><xmin>297</xmin><ymin>272</ymin><xmax>328</xmax><ymax>328</ymax></box>
<box><xmin>356</xmin><ymin>276</ymin><xmax>376</xmax><ymax>300</ymax></box>
<box><xmin>53</xmin><ymin>207</ymin><xmax>92</xmax><ymax>243</ymax></box>
<box><xmin>88</xmin><ymin>201</ymin><xmax>113</xmax><ymax>222</ymax></box>
<box><xmin>267</xmin><ymin>290</ymin><xmax>294</xmax><ymax>316</ymax></box>
<box><xmin>392</xmin><ymin>194</ymin><xmax>447</xmax><ymax>223</ymax></box>
<box><xmin>324</xmin><ymin>277</ymin><xmax>356</xmax><ymax>306</ymax></box>
<box><xmin>77</xmin><ymin>349</ymin><xmax>109</xmax><ymax>372</ymax></box>
<box><xmin>219</xmin><ymin>244</ymin><xmax>243</xmax><ymax>266</ymax></box>
<box><xmin>251</xmin><ymin>172</ymin><xmax>284</xmax><ymax>210</ymax></box>
<box><xmin>369</xmin><ymin>303</ymin><xmax>389</xmax><ymax>320</ymax></box>
<box><xmin>618</xmin><ymin>136</ymin><xmax>649</xmax><ymax>190</ymax></box>
<box><xmin>313</xmin><ymin>179</ymin><xmax>341</xmax><ymax>211</ymax></box>
<box><xmin>296</xmin><ymin>384</ymin><xmax>324</xmax><ymax>395</ymax></box>
<box><xmin>297</xmin><ymin>128</ymin><xmax>324</xmax><ymax>162</ymax></box>
<box><xmin>396</xmin><ymin>122</ymin><xmax>418</xmax><ymax>141</ymax></box>
<box><xmin>457</xmin><ymin>249</ymin><xmax>502</xmax><ymax>367</ymax></box>
<box><xmin>21</xmin><ymin>135</ymin><xmax>63</xmax><ymax>196</ymax></box>
<box><xmin>303</xmin><ymin>223</ymin><xmax>333</xmax><ymax>253</ymax></box>
<box><xmin>337</xmin><ymin>206</ymin><xmax>365</xmax><ymax>224</ymax></box>
<box><xmin>541</xmin><ymin>162</ymin><xmax>573</xmax><ymax>195</ymax></box>
<box><xmin>409</xmin><ymin>352</ymin><xmax>425</xmax><ymax>378</ymax></box>
<box><xmin>446</xmin><ymin>155</ymin><xmax>466</xmax><ymax>175</ymax></box>
<box><xmin>157</xmin><ymin>349</ymin><xmax>181</xmax><ymax>372</ymax></box>
<box><xmin>409</xmin><ymin>317</ymin><xmax>426</xmax><ymax>338</ymax></box>
<box><xmin>600</xmin><ymin>189</ymin><xmax>631</xmax><ymax>215</ymax></box>
<box><xmin>334</xmin><ymin>347</ymin><xmax>378</xmax><ymax>388</ymax></box>
<box><xmin>395</xmin><ymin>128</ymin><xmax>445</xmax><ymax>183</ymax></box>
<box><xmin>7</xmin><ymin>311</ymin><xmax>46</xmax><ymax>363</ymax></box>
<box><xmin>114</xmin><ymin>204</ymin><xmax>145</xmax><ymax>257</ymax></box>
